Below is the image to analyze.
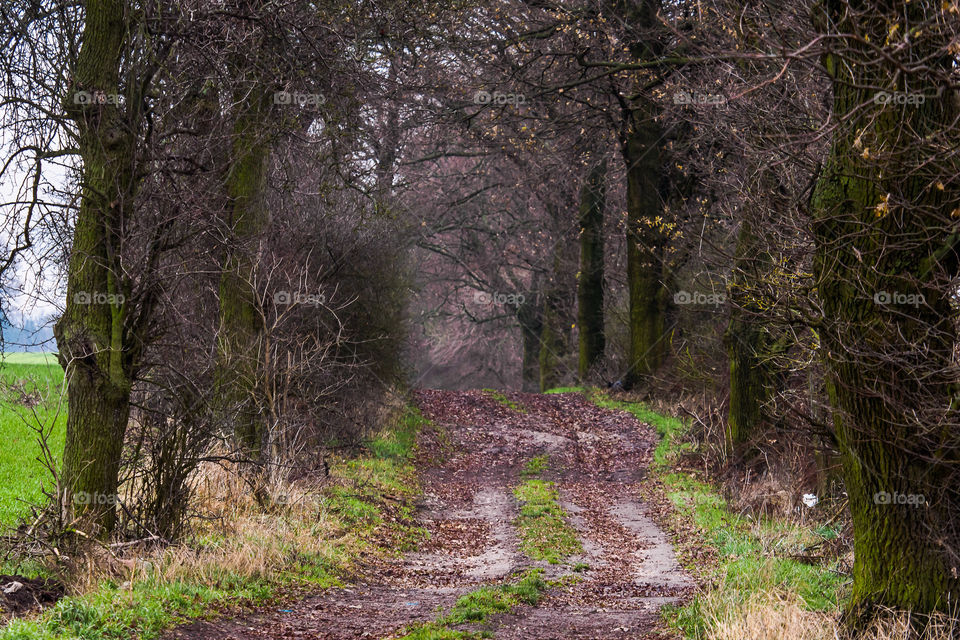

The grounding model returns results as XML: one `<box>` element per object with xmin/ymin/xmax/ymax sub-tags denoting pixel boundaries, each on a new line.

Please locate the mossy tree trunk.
<box><xmin>810</xmin><ymin>0</ymin><xmax>960</xmax><ymax>621</ymax></box>
<box><xmin>577</xmin><ymin>160</ymin><xmax>606</xmax><ymax>380</ymax></box>
<box><xmin>622</xmin><ymin>104</ymin><xmax>668</xmax><ymax>389</ymax></box>
<box><xmin>55</xmin><ymin>0</ymin><xmax>137</xmax><ymax>536</ymax></box>
<box><xmin>516</xmin><ymin>290</ymin><xmax>542</xmax><ymax>393</ymax></box>
<box><xmin>216</xmin><ymin>85</ymin><xmax>272</xmax><ymax>462</ymax></box>
<box><xmin>539</xmin><ymin>205</ymin><xmax>577</xmax><ymax>391</ymax></box>
<box><xmin>538</xmin><ymin>295</ymin><xmax>563</xmax><ymax>392</ymax></box>
<box><xmin>724</xmin><ymin>217</ymin><xmax>774</xmax><ymax>451</ymax></box>
<box><xmin>613</xmin><ymin>0</ymin><xmax>670</xmax><ymax>390</ymax></box>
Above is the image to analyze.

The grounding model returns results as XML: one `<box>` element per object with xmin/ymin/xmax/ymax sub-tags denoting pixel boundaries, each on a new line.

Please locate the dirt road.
<box><xmin>164</xmin><ymin>390</ymin><xmax>692</xmax><ymax>639</ymax></box>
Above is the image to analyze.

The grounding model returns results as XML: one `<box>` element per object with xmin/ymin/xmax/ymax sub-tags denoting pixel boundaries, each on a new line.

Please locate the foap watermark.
<box><xmin>73</xmin><ymin>291</ymin><xmax>125</xmax><ymax>305</ymax></box>
<box><xmin>874</xmin><ymin>491</ymin><xmax>925</xmax><ymax>506</ymax></box>
<box><xmin>73</xmin><ymin>90</ymin><xmax>124</xmax><ymax>106</ymax></box>
<box><xmin>673</xmin><ymin>91</ymin><xmax>727</xmax><ymax>106</ymax></box>
<box><xmin>474</xmin><ymin>91</ymin><xmax>526</xmax><ymax>106</ymax></box>
<box><xmin>274</xmin><ymin>291</ymin><xmax>327</xmax><ymax>306</ymax></box>
<box><xmin>473</xmin><ymin>291</ymin><xmax>525</xmax><ymax>306</ymax></box>
<box><xmin>73</xmin><ymin>492</ymin><xmax>122</xmax><ymax>506</ymax></box>
<box><xmin>673</xmin><ymin>290</ymin><xmax>726</xmax><ymax>306</ymax></box>
<box><xmin>274</xmin><ymin>91</ymin><xmax>326</xmax><ymax>107</ymax></box>
<box><xmin>874</xmin><ymin>91</ymin><xmax>925</xmax><ymax>106</ymax></box>
<box><xmin>873</xmin><ymin>291</ymin><xmax>925</xmax><ymax>308</ymax></box>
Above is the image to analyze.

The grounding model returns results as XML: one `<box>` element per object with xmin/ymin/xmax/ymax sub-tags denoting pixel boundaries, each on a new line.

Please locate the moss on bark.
<box><xmin>577</xmin><ymin>161</ymin><xmax>606</xmax><ymax>379</ymax></box>
<box><xmin>622</xmin><ymin>105</ymin><xmax>668</xmax><ymax>388</ymax></box>
<box><xmin>55</xmin><ymin>0</ymin><xmax>137</xmax><ymax>536</ymax></box>
<box><xmin>810</xmin><ymin>0</ymin><xmax>960</xmax><ymax>620</ymax></box>
<box><xmin>215</xmin><ymin>83</ymin><xmax>273</xmax><ymax>461</ymax></box>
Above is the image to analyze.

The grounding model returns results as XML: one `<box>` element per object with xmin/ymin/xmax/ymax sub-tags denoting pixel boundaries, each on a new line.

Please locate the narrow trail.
<box><xmin>164</xmin><ymin>390</ymin><xmax>693</xmax><ymax>640</ymax></box>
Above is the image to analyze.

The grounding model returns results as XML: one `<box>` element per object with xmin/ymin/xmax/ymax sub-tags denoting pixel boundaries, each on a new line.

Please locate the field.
<box><xmin>0</xmin><ymin>353</ymin><xmax>65</xmax><ymax>527</ymax></box>
<box><xmin>1</xmin><ymin>352</ymin><xmax>60</xmax><ymax>366</ymax></box>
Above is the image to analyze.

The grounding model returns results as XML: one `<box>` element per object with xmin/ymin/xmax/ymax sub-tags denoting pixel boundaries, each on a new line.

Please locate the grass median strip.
<box><xmin>513</xmin><ymin>457</ymin><xmax>581</xmax><ymax>565</ymax></box>
<box><xmin>394</xmin><ymin>569</ymin><xmax>547</xmax><ymax>640</ymax></box>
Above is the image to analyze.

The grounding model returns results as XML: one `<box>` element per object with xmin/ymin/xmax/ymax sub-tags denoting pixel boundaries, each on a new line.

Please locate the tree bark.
<box><xmin>539</xmin><ymin>204</ymin><xmax>577</xmax><ymax>391</ymax></box>
<box><xmin>517</xmin><ymin>291</ymin><xmax>542</xmax><ymax>393</ymax></box>
<box><xmin>622</xmin><ymin>104</ymin><xmax>668</xmax><ymax>388</ymax></box>
<box><xmin>55</xmin><ymin>0</ymin><xmax>135</xmax><ymax>535</ymax></box>
<box><xmin>215</xmin><ymin>85</ymin><xmax>272</xmax><ymax>461</ymax></box>
<box><xmin>724</xmin><ymin>216</ymin><xmax>773</xmax><ymax>451</ymax></box>
<box><xmin>810</xmin><ymin>0</ymin><xmax>960</xmax><ymax>620</ymax></box>
<box><xmin>538</xmin><ymin>295</ymin><xmax>563</xmax><ymax>392</ymax></box>
<box><xmin>577</xmin><ymin>160</ymin><xmax>606</xmax><ymax>380</ymax></box>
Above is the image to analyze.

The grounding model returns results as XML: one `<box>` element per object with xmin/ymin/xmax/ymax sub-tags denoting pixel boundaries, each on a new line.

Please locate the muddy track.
<box><xmin>163</xmin><ymin>390</ymin><xmax>692</xmax><ymax>640</ymax></box>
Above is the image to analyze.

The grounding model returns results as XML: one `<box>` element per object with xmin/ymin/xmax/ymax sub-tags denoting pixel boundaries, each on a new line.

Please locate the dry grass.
<box><xmin>60</xmin><ymin>400</ymin><xmax>424</xmax><ymax>601</ymax></box>
<box><xmin>706</xmin><ymin>591</ymin><xmax>960</xmax><ymax>640</ymax></box>
<box><xmin>0</xmin><ymin>406</ymin><xmax>427</xmax><ymax>639</ymax></box>
<box><xmin>708</xmin><ymin>592</ymin><xmax>836</xmax><ymax>640</ymax></box>
<box><xmin>67</xmin><ymin>460</ymin><xmax>353</xmax><ymax>596</ymax></box>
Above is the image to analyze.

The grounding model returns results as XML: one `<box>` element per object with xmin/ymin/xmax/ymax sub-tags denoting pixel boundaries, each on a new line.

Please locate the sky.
<box><xmin>1</xmin><ymin>127</ymin><xmax>67</xmax><ymax>339</ymax></box>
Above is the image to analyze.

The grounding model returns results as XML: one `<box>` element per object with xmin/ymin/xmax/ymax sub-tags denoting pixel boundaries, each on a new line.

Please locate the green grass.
<box><xmin>394</xmin><ymin>624</ymin><xmax>478</xmax><ymax>640</ymax></box>
<box><xmin>585</xmin><ymin>392</ymin><xmax>848</xmax><ymax>640</ymax></box>
<box><xmin>542</xmin><ymin>386</ymin><xmax>586</xmax><ymax>394</ymax></box>
<box><xmin>480</xmin><ymin>389</ymin><xmax>525</xmax><ymax>413</ymax></box>
<box><xmin>0</xmin><ymin>356</ymin><xmax>66</xmax><ymax>528</ymax></box>
<box><xmin>0</xmin><ymin>405</ymin><xmax>430</xmax><ymax>640</ymax></box>
<box><xmin>512</xmin><ymin>459</ymin><xmax>581</xmax><ymax>564</ymax></box>
<box><xmin>521</xmin><ymin>454</ymin><xmax>549</xmax><ymax>477</ymax></box>
<box><xmin>447</xmin><ymin>570</ymin><xmax>546</xmax><ymax>623</ymax></box>
<box><xmin>1</xmin><ymin>577</ymin><xmax>274</xmax><ymax>640</ymax></box>
<box><xmin>395</xmin><ymin>569</ymin><xmax>548</xmax><ymax>640</ymax></box>
<box><xmin>1</xmin><ymin>352</ymin><xmax>59</xmax><ymax>366</ymax></box>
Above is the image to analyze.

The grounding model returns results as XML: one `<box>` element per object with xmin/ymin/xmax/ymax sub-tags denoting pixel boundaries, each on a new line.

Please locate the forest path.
<box><xmin>164</xmin><ymin>389</ymin><xmax>692</xmax><ymax>640</ymax></box>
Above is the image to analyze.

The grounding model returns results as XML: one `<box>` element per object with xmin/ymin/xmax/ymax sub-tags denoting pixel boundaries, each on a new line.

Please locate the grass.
<box><xmin>0</xmin><ymin>405</ymin><xmax>431</xmax><ymax>640</ymax></box>
<box><xmin>585</xmin><ymin>392</ymin><xmax>849</xmax><ymax>640</ymax></box>
<box><xmin>512</xmin><ymin>456</ymin><xmax>581</xmax><ymax>565</ymax></box>
<box><xmin>521</xmin><ymin>454</ymin><xmax>549</xmax><ymax>477</ymax></box>
<box><xmin>480</xmin><ymin>389</ymin><xmax>525</xmax><ymax>413</ymax></box>
<box><xmin>1</xmin><ymin>352</ymin><xmax>59</xmax><ymax>366</ymax></box>
<box><xmin>0</xmin><ymin>355</ymin><xmax>66</xmax><ymax>528</ymax></box>
<box><xmin>394</xmin><ymin>569</ymin><xmax>548</xmax><ymax>640</ymax></box>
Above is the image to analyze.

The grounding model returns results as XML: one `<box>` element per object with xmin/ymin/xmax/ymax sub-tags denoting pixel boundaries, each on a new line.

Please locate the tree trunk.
<box><xmin>538</xmin><ymin>297</ymin><xmax>563</xmax><ymax>392</ymax></box>
<box><xmin>724</xmin><ymin>216</ymin><xmax>773</xmax><ymax>451</ymax></box>
<box><xmin>55</xmin><ymin>0</ymin><xmax>135</xmax><ymax>535</ymax></box>
<box><xmin>577</xmin><ymin>160</ymin><xmax>606</xmax><ymax>380</ymax></box>
<box><xmin>539</xmin><ymin>204</ymin><xmax>577</xmax><ymax>391</ymax></box>
<box><xmin>216</xmin><ymin>85</ymin><xmax>272</xmax><ymax>461</ymax></box>
<box><xmin>622</xmin><ymin>104</ymin><xmax>668</xmax><ymax>388</ymax></box>
<box><xmin>517</xmin><ymin>292</ymin><xmax>542</xmax><ymax>393</ymax></box>
<box><xmin>810</xmin><ymin>0</ymin><xmax>960</xmax><ymax>620</ymax></box>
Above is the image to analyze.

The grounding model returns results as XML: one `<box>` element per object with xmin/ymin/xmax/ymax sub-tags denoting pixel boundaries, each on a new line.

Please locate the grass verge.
<box><xmin>584</xmin><ymin>391</ymin><xmax>849</xmax><ymax>640</ymax></box>
<box><xmin>0</xmin><ymin>406</ymin><xmax>431</xmax><ymax>640</ymax></box>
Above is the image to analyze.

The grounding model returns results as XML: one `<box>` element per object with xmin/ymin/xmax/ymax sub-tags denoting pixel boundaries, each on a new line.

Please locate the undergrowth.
<box><xmin>585</xmin><ymin>392</ymin><xmax>849</xmax><ymax>640</ymax></box>
<box><xmin>0</xmin><ymin>406</ymin><xmax>431</xmax><ymax>640</ymax></box>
